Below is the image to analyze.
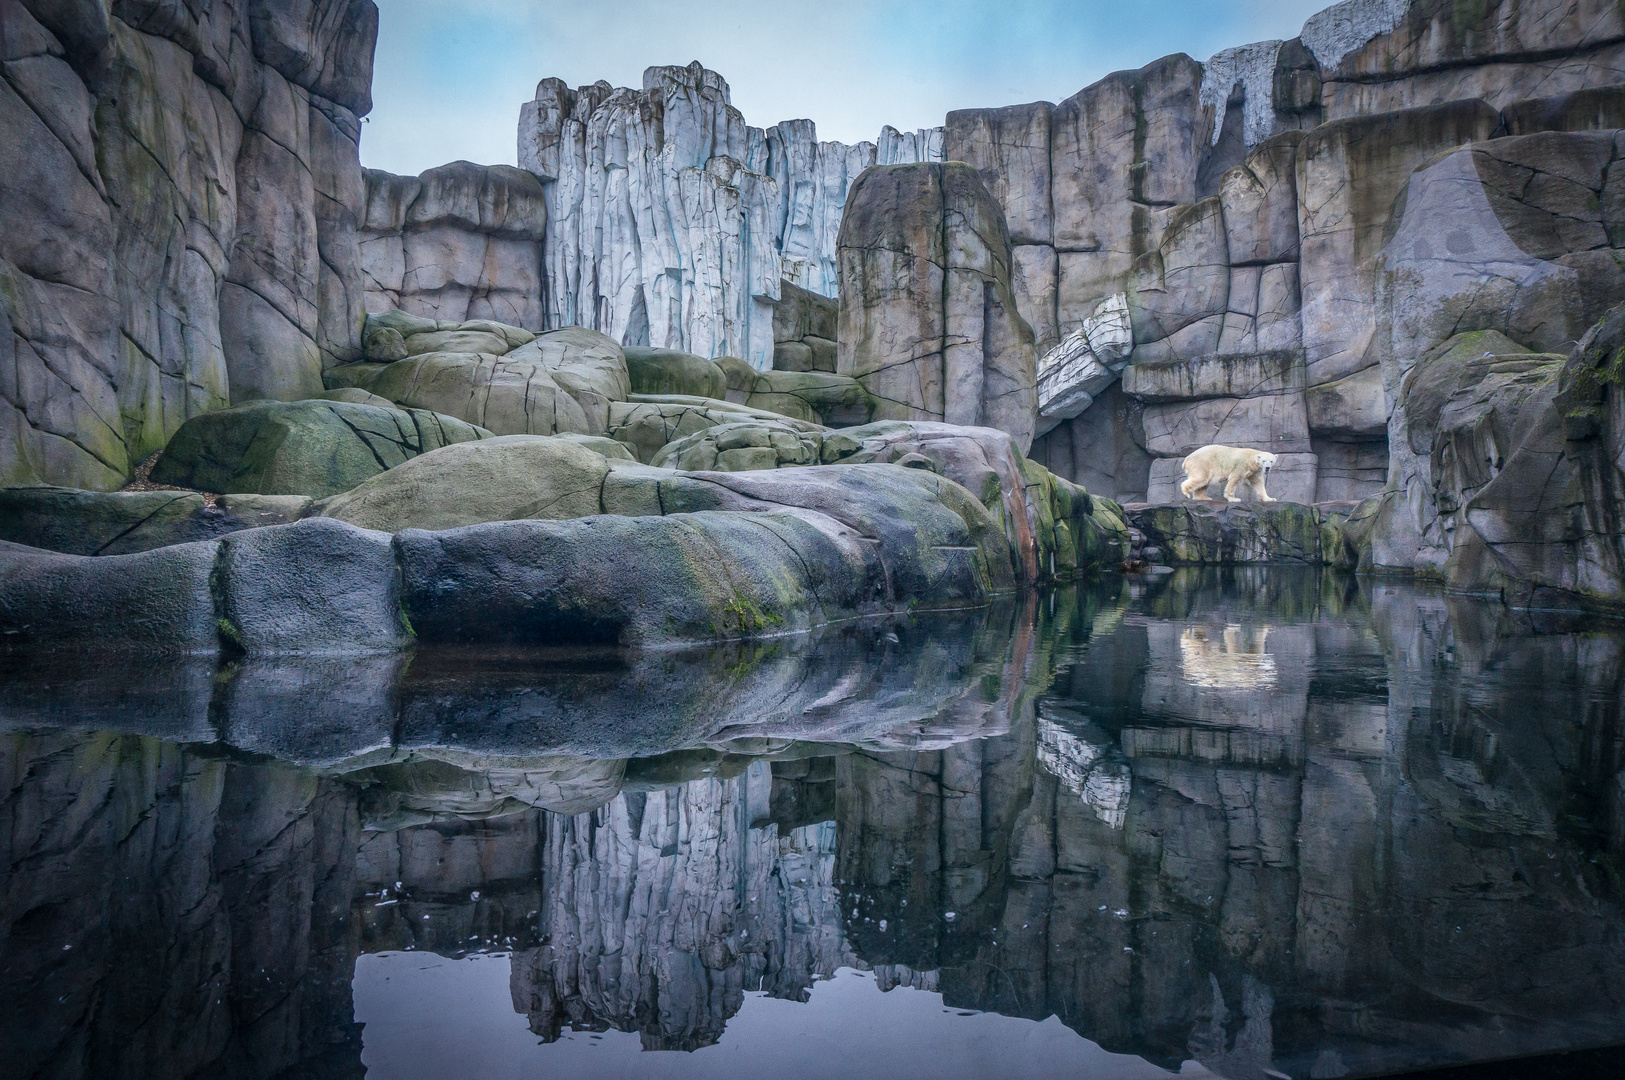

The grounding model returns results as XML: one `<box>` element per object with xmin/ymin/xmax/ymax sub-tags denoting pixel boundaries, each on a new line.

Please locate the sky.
<box><xmin>362</xmin><ymin>0</ymin><xmax>1336</xmax><ymax>176</ymax></box>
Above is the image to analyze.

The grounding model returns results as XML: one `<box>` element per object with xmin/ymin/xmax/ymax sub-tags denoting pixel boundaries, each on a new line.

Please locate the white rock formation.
<box><xmin>1200</xmin><ymin>40</ymin><xmax>1286</xmax><ymax>147</ymax></box>
<box><xmin>1035</xmin><ymin>294</ymin><xmax>1133</xmax><ymax>434</ymax></box>
<box><xmin>1300</xmin><ymin>0</ymin><xmax>1415</xmax><ymax>71</ymax></box>
<box><xmin>518</xmin><ymin>63</ymin><xmax>942</xmax><ymax>367</ymax></box>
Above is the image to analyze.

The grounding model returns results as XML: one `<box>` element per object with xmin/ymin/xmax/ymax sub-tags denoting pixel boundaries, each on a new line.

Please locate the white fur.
<box><xmin>1178</xmin><ymin>445</ymin><xmax>1278</xmax><ymax>503</ymax></box>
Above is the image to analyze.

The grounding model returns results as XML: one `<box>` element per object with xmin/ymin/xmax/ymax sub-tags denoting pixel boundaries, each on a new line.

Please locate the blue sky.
<box><xmin>363</xmin><ymin>0</ymin><xmax>1335</xmax><ymax>176</ymax></box>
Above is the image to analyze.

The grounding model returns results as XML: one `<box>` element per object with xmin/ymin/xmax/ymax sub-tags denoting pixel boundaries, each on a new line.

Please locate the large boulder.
<box><xmin>822</xmin><ymin>421</ymin><xmax>1129</xmax><ymax>582</ymax></box>
<box><xmin>149</xmin><ymin>399</ymin><xmax>492</xmax><ymax>498</ymax></box>
<box><xmin>351</xmin><ymin>317</ymin><xmax>631</xmax><ymax>438</ymax></box>
<box><xmin>728</xmin><ymin>367</ymin><xmax>874</xmax><ymax>427</ymax></box>
<box><xmin>624</xmin><ymin>347</ymin><xmax>728</xmax><ymax>399</ymax></box>
<box><xmin>771</xmin><ymin>281</ymin><xmax>839</xmax><ymax>373</ymax></box>
<box><xmin>650</xmin><ymin>420</ymin><xmax>823</xmax><ymax>472</ymax></box>
<box><xmin>395</xmin><ymin>464</ymin><xmax>1014</xmax><ymax>646</ymax></box>
<box><xmin>604</xmin><ymin>395</ymin><xmax>825</xmax><ymax>463</ymax></box>
<box><xmin>1347</xmin><ymin>302</ymin><xmax>1625</xmax><ymax>614</ymax></box>
<box><xmin>359</xmin><ymin>162</ymin><xmax>549</xmax><ymax>328</ymax></box>
<box><xmin>317</xmin><ymin>435</ymin><xmax>611</xmax><ymax>532</ymax></box>
<box><xmin>837</xmin><ymin>162</ymin><xmax>1038</xmax><ymax>451</ymax></box>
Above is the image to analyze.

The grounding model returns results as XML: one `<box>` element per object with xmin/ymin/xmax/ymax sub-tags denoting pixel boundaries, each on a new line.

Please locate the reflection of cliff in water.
<box><xmin>5</xmin><ymin>570</ymin><xmax>1625</xmax><ymax>1078</ymax></box>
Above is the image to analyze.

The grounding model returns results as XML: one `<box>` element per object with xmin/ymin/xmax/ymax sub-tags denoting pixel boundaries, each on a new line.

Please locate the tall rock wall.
<box><xmin>517</xmin><ymin>62</ymin><xmax>942</xmax><ymax>367</ymax></box>
<box><xmin>972</xmin><ymin>0</ymin><xmax>1625</xmax><ymax>505</ymax></box>
<box><xmin>835</xmin><ymin>162</ymin><xmax>1039</xmax><ymax>452</ymax></box>
<box><xmin>358</xmin><ymin>161</ymin><xmax>548</xmax><ymax>329</ymax></box>
<box><xmin>1</xmin><ymin>0</ymin><xmax>378</xmax><ymax>491</ymax></box>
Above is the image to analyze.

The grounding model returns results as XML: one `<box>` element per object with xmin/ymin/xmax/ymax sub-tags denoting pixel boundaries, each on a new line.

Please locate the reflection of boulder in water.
<box><xmin>351</xmin><ymin>752</ymin><xmax>628</xmax><ymax>827</ymax></box>
<box><xmin>1177</xmin><ymin>624</ymin><xmax>1276</xmax><ymax>690</ymax></box>
<box><xmin>0</xmin><ymin>600</ymin><xmax>1055</xmax><ymax>769</ymax></box>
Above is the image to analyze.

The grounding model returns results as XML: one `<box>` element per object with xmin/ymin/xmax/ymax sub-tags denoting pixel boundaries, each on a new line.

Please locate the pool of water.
<box><xmin>5</xmin><ymin>568</ymin><xmax>1625</xmax><ymax>1079</ymax></box>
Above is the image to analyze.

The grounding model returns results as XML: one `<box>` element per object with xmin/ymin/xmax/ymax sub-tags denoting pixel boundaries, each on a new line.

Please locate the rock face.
<box><xmin>771</xmin><ymin>281</ymin><xmax>839</xmax><ymax>373</ymax></box>
<box><xmin>358</xmin><ymin>162</ymin><xmax>548</xmax><ymax>329</ymax></box>
<box><xmin>1</xmin><ymin>0</ymin><xmax>379</xmax><ymax>491</ymax></box>
<box><xmin>1344</xmin><ymin>305</ymin><xmax>1625</xmax><ymax>613</ymax></box>
<box><xmin>837</xmin><ymin>163</ymin><xmax>1039</xmax><ymax>452</ymax></box>
<box><xmin>334</xmin><ymin>313</ymin><xmax>631</xmax><ymax>438</ymax></box>
<box><xmin>150</xmin><ymin>398</ymin><xmax>490</xmax><ymax>498</ymax></box>
<box><xmin>518</xmin><ymin>62</ymin><xmax>943</xmax><ymax>365</ymax></box>
<box><xmin>944</xmin><ymin>0</ymin><xmax>1625</xmax><ymax>516</ymax></box>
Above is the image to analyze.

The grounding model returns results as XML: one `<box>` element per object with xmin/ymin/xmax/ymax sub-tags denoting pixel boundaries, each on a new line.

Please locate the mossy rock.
<box><xmin>624</xmin><ymin>347</ymin><xmax>728</xmax><ymax>399</ymax></box>
<box><xmin>151</xmin><ymin>400</ymin><xmax>492</xmax><ymax>498</ymax></box>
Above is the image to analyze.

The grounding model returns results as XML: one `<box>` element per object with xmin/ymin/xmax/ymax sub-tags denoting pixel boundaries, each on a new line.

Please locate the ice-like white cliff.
<box><xmin>518</xmin><ymin>62</ymin><xmax>942</xmax><ymax>366</ymax></box>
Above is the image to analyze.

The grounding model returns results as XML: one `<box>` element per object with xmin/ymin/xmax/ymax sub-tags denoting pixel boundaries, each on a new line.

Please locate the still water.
<box><xmin>5</xmin><ymin>569</ymin><xmax>1625</xmax><ymax>1079</ymax></box>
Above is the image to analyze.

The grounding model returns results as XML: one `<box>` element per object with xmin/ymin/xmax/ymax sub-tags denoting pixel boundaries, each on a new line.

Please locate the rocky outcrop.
<box><xmin>627</xmin><ymin>348</ymin><xmax>874</xmax><ymax>426</ymax></box>
<box><xmin>358</xmin><ymin>162</ymin><xmax>548</xmax><ymax>329</ymax></box>
<box><xmin>771</xmin><ymin>280</ymin><xmax>839</xmax><ymax>373</ymax></box>
<box><xmin>518</xmin><ymin>63</ymin><xmax>943</xmax><ymax>365</ymax></box>
<box><xmin>331</xmin><ymin>312</ymin><xmax>631</xmax><ymax>438</ymax></box>
<box><xmin>1</xmin><ymin>0</ymin><xmax>379</xmax><ymax>492</ymax></box>
<box><xmin>837</xmin><ymin>162</ymin><xmax>1039</xmax><ymax>452</ymax></box>
<box><xmin>150</xmin><ymin>398</ymin><xmax>490</xmax><ymax>498</ymax></box>
<box><xmin>944</xmin><ymin>0</ymin><xmax>1625</xmax><ymax>515</ymax></box>
<box><xmin>1126</xmin><ymin>501</ymin><xmax>1359</xmax><ymax>566</ymax></box>
<box><xmin>604</xmin><ymin>395</ymin><xmax>825</xmax><ymax>463</ymax></box>
<box><xmin>1345</xmin><ymin>304</ymin><xmax>1625</xmax><ymax>613</ymax></box>
<box><xmin>0</xmin><ymin>487</ymin><xmax>309</xmax><ymax>555</ymax></box>
<box><xmin>0</xmin><ymin>454</ymin><xmax>1026</xmax><ymax>652</ymax></box>
<box><xmin>1034</xmin><ymin>294</ymin><xmax>1134</xmax><ymax>436</ymax></box>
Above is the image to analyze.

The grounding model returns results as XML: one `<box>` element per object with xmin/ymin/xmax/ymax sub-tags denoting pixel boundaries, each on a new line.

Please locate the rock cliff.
<box><xmin>358</xmin><ymin>161</ymin><xmax>548</xmax><ymax>329</ymax></box>
<box><xmin>836</xmin><ymin>162</ymin><xmax>1039</xmax><ymax>452</ymax></box>
<box><xmin>1</xmin><ymin>0</ymin><xmax>379</xmax><ymax>491</ymax></box>
<box><xmin>517</xmin><ymin>62</ymin><xmax>942</xmax><ymax>366</ymax></box>
<box><xmin>925</xmin><ymin>0</ymin><xmax>1625</xmax><ymax>514</ymax></box>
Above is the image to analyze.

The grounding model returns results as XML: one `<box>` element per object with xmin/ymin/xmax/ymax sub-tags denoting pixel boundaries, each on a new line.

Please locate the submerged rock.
<box><xmin>150</xmin><ymin>399</ymin><xmax>492</xmax><ymax>498</ymax></box>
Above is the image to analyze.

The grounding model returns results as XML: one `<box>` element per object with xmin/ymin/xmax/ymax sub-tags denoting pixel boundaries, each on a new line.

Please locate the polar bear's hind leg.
<box><xmin>1222</xmin><ymin>474</ymin><xmax>1244</xmax><ymax>503</ymax></box>
<box><xmin>1178</xmin><ymin>456</ymin><xmax>1208</xmax><ymax>500</ymax></box>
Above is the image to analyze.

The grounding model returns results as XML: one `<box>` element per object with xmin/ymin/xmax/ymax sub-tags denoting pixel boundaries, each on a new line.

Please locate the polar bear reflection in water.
<box><xmin>1179</xmin><ymin>624</ymin><xmax>1277</xmax><ymax>690</ymax></box>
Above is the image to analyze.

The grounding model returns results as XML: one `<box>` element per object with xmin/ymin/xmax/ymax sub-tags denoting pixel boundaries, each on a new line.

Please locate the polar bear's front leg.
<box><xmin>1251</xmin><ymin>472</ymin><xmax>1276</xmax><ymax>503</ymax></box>
<box><xmin>1222</xmin><ymin>475</ymin><xmax>1243</xmax><ymax>503</ymax></box>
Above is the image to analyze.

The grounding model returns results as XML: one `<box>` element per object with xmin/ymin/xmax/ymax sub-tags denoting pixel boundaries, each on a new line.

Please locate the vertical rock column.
<box><xmin>836</xmin><ymin>162</ymin><xmax>1038</xmax><ymax>452</ymax></box>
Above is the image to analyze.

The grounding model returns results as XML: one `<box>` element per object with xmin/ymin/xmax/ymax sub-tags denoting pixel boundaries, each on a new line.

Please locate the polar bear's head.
<box><xmin>1254</xmin><ymin>451</ymin><xmax>1277</xmax><ymax>474</ymax></box>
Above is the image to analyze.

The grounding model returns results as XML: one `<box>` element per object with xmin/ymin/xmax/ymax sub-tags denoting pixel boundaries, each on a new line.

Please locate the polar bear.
<box><xmin>1178</xmin><ymin>445</ymin><xmax>1277</xmax><ymax>503</ymax></box>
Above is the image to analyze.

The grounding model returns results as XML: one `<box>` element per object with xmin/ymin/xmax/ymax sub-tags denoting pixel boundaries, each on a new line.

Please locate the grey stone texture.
<box><xmin>836</xmin><ymin>162</ymin><xmax>1039</xmax><ymax>452</ymax></box>
<box><xmin>518</xmin><ymin>62</ymin><xmax>941</xmax><ymax>365</ymax></box>
<box><xmin>358</xmin><ymin>161</ymin><xmax>548</xmax><ymax>329</ymax></box>
<box><xmin>341</xmin><ymin>315</ymin><xmax>631</xmax><ymax>438</ymax></box>
<box><xmin>1</xmin><ymin>0</ymin><xmax>379</xmax><ymax>491</ymax></box>
<box><xmin>150</xmin><ymin>398</ymin><xmax>490</xmax><ymax>497</ymax></box>
<box><xmin>771</xmin><ymin>281</ymin><xmax>839</xmax><ymax>373</ymax></box>
<box><xmin>0</xmin><ymin>487</ymin><xmax>310</xmax><ymax>555</ymax></box>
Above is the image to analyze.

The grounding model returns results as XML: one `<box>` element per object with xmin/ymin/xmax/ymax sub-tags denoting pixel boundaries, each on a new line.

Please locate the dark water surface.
<box><xmin>6</xmin><ymin>569</ymin><xmax>1625</xmax><ymax>1079</ymax></box>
